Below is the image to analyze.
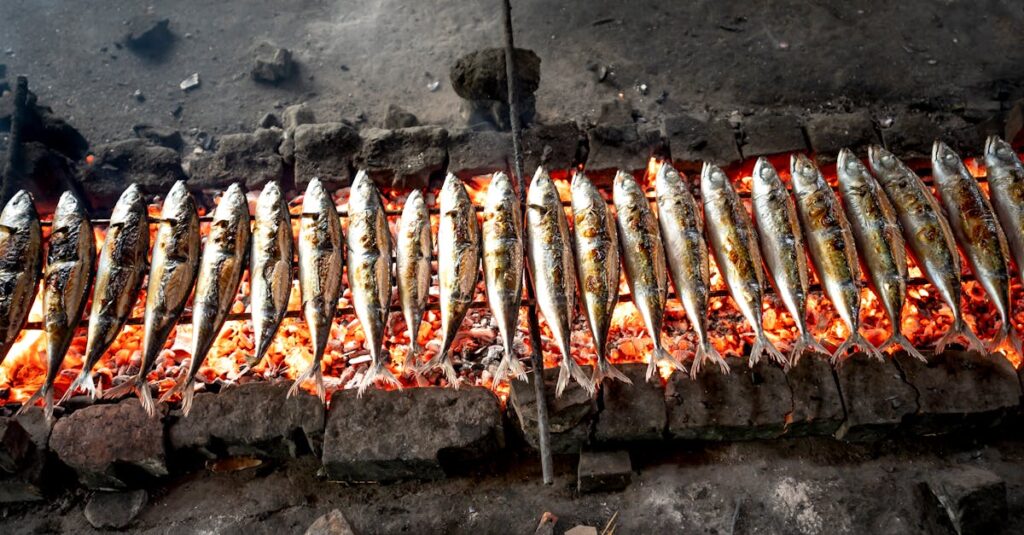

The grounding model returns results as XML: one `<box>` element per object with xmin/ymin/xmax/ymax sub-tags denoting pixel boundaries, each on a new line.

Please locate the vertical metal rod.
<box><xmin>501</xmin><ymin>0</ymin><xmax>553</xmax><ymax>485</ymax></box>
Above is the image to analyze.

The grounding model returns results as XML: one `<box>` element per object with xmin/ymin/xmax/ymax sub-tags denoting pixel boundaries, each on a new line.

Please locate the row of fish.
<box><xmin>0</xmin><ymin>137</ymin><xmax>1022</xmax><ymax>420</ymax></box>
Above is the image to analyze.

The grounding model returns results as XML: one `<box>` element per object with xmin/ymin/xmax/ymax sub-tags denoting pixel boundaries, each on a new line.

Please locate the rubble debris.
<box><xmin>49</xmin><ymin>399</ymin><xmax>168</xmax><ymax>488</ymax></box>
<box><xmin>522</xmin><ymin>121</ymin><xmax>584</xmax><ymax>172</ymax></box>
<box><xmin>565</xmin><ymin>526</ymin><xmax>599</xmax><ymax>535</ymax></box>
<box><xmin>293</xmin><ymin>122</ymin><xmax>360</xmax><ymax>190</ymax></box>
<box><xmin>509</xmin><ymin>367</ymin><xmax>597</xmax><ymax>454</ymax></box>
<box><xmin>383</xmin><ymin>103</ymin><xmax>419</xmax><ymax>129</ymax></box>
<box><xmin>77</xmin><ymin>139</ymin><xmax>187</xmax><ymax>209</ymax></box>
<box><xmin>186</xmin><ymin>127</ymin><xmax>284</xmax><ymax>190</ymax></box>
<box><xmin>305</xmin><ymin>509</ymin><xmax>357</xmax><ymax>535</ymax></box>
<box><xmin>120</xmin><ymin>15</ymin><xmax>174</xmax><ymax>59</ymax></box>
<box><xmin>132</xmin><ymin>89</ymin><xmax>145</xmax><ymax>103</ymax></box>
<box><xmin>132</xmin><ymin>124</ymin><xmax>184</xmax><ymax>152</ymax></box>
<box><xmin>662</xmin><ymin>113</ymin><xmax>741</xmax><ymax>170</ymax></box>
<box><xmin>834</xmin><ymin>352</ymin><xmax>917</xmax><ymax>442</ymax></box>
<box><xmin>785</xmin><ymin>354</ymin><xmax>845</xmax><ymax>437</ymax></box>
<box><xmin>895</xmin><ymin>351</ymin><xmax>1021</xmax><ymax>435</ymax></box>
<box><xmin>322</xmin><ymin>387</ymin><xmax>503</xmax><ymax>481</ymax></box>
<box><xmin>805</xmin><ymin>111</ymin><xmax>879</xmax><ymax>163</ymax></box>
<box><xmin>167</xmin><ymin>382</ymin><xmax>325</xmax><ymax>460</ymax></box>
<box><xmin>446</xmin><ymin>128</ymin><xmax>511</xmax><ymax>178</ymax></box>
<box><xmin>667</xmin><ymin>357</ymin><xmax>791</xmax><ymax>441</ymax></box>
<box><xmin>180</xmin><ymin>73</ymin><xmax>200</xmax><ymax>92</ymax></box>
<box><xmin>879</xmin><ymin>112</ymin><xmax>943</xmax><ymax>159</ymax></box>
<box><xmin>594</xmin><ymin>363</ymin><xmax>666</xmax><ymax>443</ymax></box>
<box><xmin>585</xmin><ymin>100</ymin><xmax>662</xmax><ymax>179</ymax></box>
<box><xmin>739</xmin><ymin>112</ymin><xmax>807</xmax><ymax>158</ymax></box>
<box><xmin>534</xmin><ymin>512</ymin><xmax>558</xmax><ymax>535</ymax></box>
<box><xmin>83</xmin><ymin>489</ymin><xmax>147</xmax><ymax>529</ymax></box>
<box><xmin>356</xmin><ymin>126</ymin><xmax>447</xmax><ymax>190</ymax></box>
<box><xmin>259</xmin><ymin>112</ymin><xmax>283</xmax><ymax>129</ymax></box>
<box><xmin>450</xmin><ymin>47</ymin><xmax>540</xmax><ymax>129</ymax></box>
<box><xmin>252</xmin><ymin>41</ymin><xmax>295</xmax><ymax>84</ymax></box>
<box><xmin>282</xmin><ymin>103</ymin><xmax>316</xmax><ymax>130</ymax></box>
<box><xmin>577</xmin><ymin>450</ymin><xmax>632</xmax><ymax>494</ymax></box>
<box><xmin>919</xmin><ymin>466</ymin><xmax>1007</xmax><ymax>535</ymax></box>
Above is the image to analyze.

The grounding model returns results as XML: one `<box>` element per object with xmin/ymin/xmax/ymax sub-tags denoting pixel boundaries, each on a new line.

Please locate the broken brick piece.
<box><xmin>834</xmin><ymin>353</ymin><xmax>917</xmax><ymax>442</ymax></box>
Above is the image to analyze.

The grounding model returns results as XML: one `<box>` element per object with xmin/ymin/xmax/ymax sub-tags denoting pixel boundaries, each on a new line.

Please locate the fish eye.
<box><xmin>759</xmin><ymin>167</ymin><xmax>772</xmax><ymax>179</ymax></box>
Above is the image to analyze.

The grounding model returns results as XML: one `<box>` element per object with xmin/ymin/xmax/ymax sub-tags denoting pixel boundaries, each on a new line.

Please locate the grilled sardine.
<box><xmin>249</xmin><ymin>181</ymin><xmax>293</xmax><ymax>370</ymax></box>
<box><xmin>396</xmin><ymin>190</ymin><xmax>432</xmax><ymax>372</ymax></box>
<box><xmin>482</xmin><ymin>171</ymin><xmax>526</xmax><ymax>387</ymax></box>
<box><xmin>0</xmin><ymin>192</ymin><xmax>42</xmax><ymax>363</ymax></box>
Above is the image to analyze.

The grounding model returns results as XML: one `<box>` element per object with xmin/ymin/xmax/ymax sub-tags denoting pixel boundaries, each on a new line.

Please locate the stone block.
<box><xmin>356</xmin><ymin>126</ymin><xmax>447</xmax><ymax>190</ymax></box>
<box><xmin>740</xmin><ymin>113</ymin><xmax>807</xmax><ymax>158</ymax></box>
<box><xmin>594</xmin><ymin>363</ymin><xmax>666</xmax><ymax>442</ymax></box>
<box><xmin>577</xmin><ymin>450</ymin><xmax>631</xmax><ymax>493</ymax></box>
<box><xmin>805</xmin><ymin>111</ymin><xmax>879</xmax><ymax>162</ymax></box>
<box><xmin>585</xmin><ymin>100</ymin><xmax>659</xmax><ymax>175</ymax></box>
<box><xmin>919</xmin><ymin>466</ymin><xmax>1006</xmax><ymax>535</ymax></box>
<box><xmin>509</xmin><ymin>366</ymin><xmax>597</xmax><ymax>454</ymax></box>
<box><xmin>187</xmin><ymin>128</ymin><xmax>284</xmax><ymax>190</ymax></box>
<box><xmin>833</xmin><ymin>353</ymin><xmax>917</xmax><ymax>442</ymax></box>
<box><xmin>77</xmin><ymin>139</ymin><xmax>186</xmax><ymax>209</ymax></box>
<box><xmin>663</xmin><ymin>114</ymin><xmax>741</xmax><ymax>169</ymax></box>
<box><xmin>293</xmin><ymin>122</ymin><xmax>361</xmax><ymax>190</ymax></box>
<box><xmin>522</xmin><ymin>122</ymin><xmax>582</xmax><ymax>173</ymax></box>
<box><xmin>785</xmin><ymin>354</ymin><xmax>845</xmax><ymax>436</ymax></box>
<box><xmin>447</xmin><ymin>129</ymin><xmax>511</xmax><ymax>178</ymax></box>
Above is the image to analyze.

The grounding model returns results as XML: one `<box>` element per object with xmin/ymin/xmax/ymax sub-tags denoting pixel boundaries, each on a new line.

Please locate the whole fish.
<box><xmin>20</xmin><ymin>192</ymin><xmax>90</xmax><ymax>421</ymax></box>
<box><xmin>64</xmin><ymin>185</ymin><xmax>148</xmax><ymax>401</ymax></box>
<box><xmin>347</xmin><ymin>171</ymin><xmax>399</xmax><ymax>395</ymax></box>
<box><xmin>105</xmin><ymin>181</ymin><xmax>199</xmax><ymax>417</ymax></box>
<box><xmin>396</xmin><ymin>190</ymin><xmax>431</xmax><ymax>372</ymax></box>
<box><xmin>932</xmin><ymin>141</ymin><xmax>1018</xmax><ymax>354</ymax></box>
<box><xmin>527</xmin><ymin>167</ymin><xmax>592</xmax><ymax>396</ymax></box>
<box><xmin>701</xmin><ymin>163</ymin><xmax>787</xmax><ymax>367</ymax></box>
<box><xmin>869</xmin><ymin>145</ymin><xmax>984</xmax><ymax>353</ymax></box>
<box><xmin>982</xmin><ymin>136</ymin><xmax>1024</xmax><ymax>356</ymax></box>
<box><xmin>654</xmin><ymin>163</ymin><xmax>725</xmax><ymax>377</ymax></box>
<box><xmin>482</xmin><ymin>171</ymin><xmax>526</xmax><ymax>386</ymax></box>
<box><xmin>836</xmin><ymin>149</ymin><xmax>926</xmax><ymax>362</ymax></box>
<box><xmin>571</xmin><ymin>171</ymin><xmax>629</xmax><ymax>386</ymax></box>
<box><xmin>750</xmin><ymin>157</ymin><xmax>828</xmax><ymax>365</ymax></box>
<box><xmin>0</xmin><ymin>191</ymin><xmax>42</xmax><ymax>364</ymax></box>
<box><xmin>791</xmin><ymin>154</ymin><xmax>880</xmax><ymax>364</ymax></box>
<box><xmin>249</xmin><ymin>181</ymin><xmax>293</xmax><ymax>370</ymax></box>
<box><xmin>161</xmin><ymin>183</ymin><xmax>249</xmax><ymax>415</ymax></box>
<box><xmin>290</xmin><ymin>178</ymin><xmax>343</xmax><ymax>402</ymax></box>
<box><xmin>422</xmin><ymin>173</ymin><xmax>480</xmax><ymax>387</ymax></box>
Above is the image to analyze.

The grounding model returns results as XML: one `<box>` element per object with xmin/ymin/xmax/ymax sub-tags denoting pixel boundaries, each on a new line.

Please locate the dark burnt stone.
<box><xmin>322</xmin><ymin>386</ymin><xmax>503</xmax><ymax>481</ymax></box>
<box><xmin>305</xmin><ymin>509</ymin><xmax>357</xmax><ymax>535</ymax></box>
<box><xmin>383</xmin><ymin>104</ymin><xmax>419</xmax><ymax>129</ymax></box>
<box><xmin>283</xmin><ymin>103</ymin><xmax>316</xmax><ymax>130</ymax></box>
<box><xmin>833</xmin><ymin>353</ymin><xmax>917</xmax><ymax>442</ymax></box>
<box><xmin>251</xmin><ymin>42</ymin><xmax>295</xmax><ymax>84</ymax></box>
<box><xmin>805</xmin><ymin>111</ymin><xmax>879</xmax><ymax>163</ymax></box>
<box><xmin>447</xmin><ymin>128</ymin><xmax>510</xmax><ymax>178</ymax></box>
<box><xmin>187</xmin><ymin>127</ymin><xmax>284</xmax><ymax>190</ymax></box>
<box><xmin>879</xmin><ymin>112</ymin><xmax>960</xmax><ymax>160</ymax></box>
<box><xmin>663</xmin><ymin>113</ymin><xmax>741</xmax><ymax>170</ymax></box>
<box><xmin>121</xmin><ymin>15</ymin><xmax>174</xmax><ymax>59</ymax></box>
<box><xmin>739</xmin><ymin>112</ymin><xmax>807</xmax><ymax>158</ymax></box>
<box><xmin>84</xmin><ymin>489</ymin><xmax>147</xmax><ymax>529</ymax></box>
<box><xmin>895</xmin><ymin>351</ymin><xmax>1021</xmax><ymax>435</ymax></box>
<box><xmin>11</xmin><ymin>142</ymin><xmax>77</xmax><ymax>212</ymax></box>
<box><xmin>356</xmin><ymin>126</ymin><xmax>447</xmax><ymax>191</ymax></box>
<box><xmin>785</xmin><ymin>354</ymin><xmax>845</xmax><ymax>437</ymax></box>
<box><xmin>77</xmin><ymin>139</ymin><xmax>187</xmax><ymax>209</ymax></box>
<box><xmin>0</xmin><ymin>417</ymin><xmax>31</xmax><ymax>475</ymax></box>
<box><xmin>167</xmin><ymin>382</ymin><xmax>325</xmax><ymax>460</ymax></box>
<box><xmin>577</xmin><ymin>450</ymin><xmax>632</xmax><ymax>494</ymax></box>
<box><xmin>585</xmin><ymin>100</ymin><xmax>660</xmax><ymax>178</ymax></box>
<box><xmin>293</xmin><ymin>122</ymin><xmax>361</xmax><ymax>190</ymax></box>
<box><xmin>259</xmin><ymin>112</ymin><xmax>283</xmax><ymax>129</ymax></box>
<box><xmin>919</xmin><ymin>466</ymin><xmax>1006</xmax><ymax>535</ymax></box>
<box><xmin>450</xmin><ymin>48</ymin><xmax>540</xmax><ymax>103</ymax></box>
<box><xmin>509</xmin><ymin>366</ymin><xmax>597</xmax><ymax>454</ymax></box>
<box><xmin>19</xmin><ymin>95</ymin><xmax>89</xmax><ymax>161</ymax></box>
<box><xmin>0</xmin><ymin>407</ymin><xmax>54</xmax><ymax>503</ymax></box>
<box><xmin>132</xmin><ymin>124</ymin><xmax>184</xmax><ymax>152</ymax></box>
<box><xmin>1005</xmin><ymin>99</ymin><xmax>1024</xmax><ymax>144</ymax></box>
<box><xmin>594</xmin><ymin>363</ymin><xmax>666</xmax><ymax>443</ymax></box>
<box><xmin>666</xmin><ymin>357</ymin><xmax>791</xmax><ymax>441</ymax></box>
<box><xmin>522</xmin><ymin>121</ymin><xmax>583</xmax><ymax>173</ymax></box>
<box><xmin>932</xmin><ymin>113</ymin><xmax>985</xmax><ymax>155</ymax></box>
<box><xmin>49</xmin><ymin>399</ymin><xmax>167</xmax><ymax>488</ymax></box>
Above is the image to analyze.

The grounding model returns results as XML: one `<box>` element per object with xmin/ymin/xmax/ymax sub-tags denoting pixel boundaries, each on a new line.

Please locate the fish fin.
<box><xmin>358</xmin><ymin>360</ymin><xmax>402</xmax><ymax>397</ymax></box>
<box><xmin>138</xmin><ymin>381</ymin><xmax>157</xmax><ymax>419</ymax></box>
<box><xmin>690</xmin><ymin>342</ymin><xmax>729</xmax><ymax>379</ymax></box>
<box><xmin>591</xmin><ymin>358</ymin><xmax>632</xmax><ymax>388</ymax></box>
<box><xmin>648</xmin><ymin>346</ymin><xmax>685</xmax><ymax>381</ymax></box>
<box><xmin>179</xmin><ymin>383</ymin><xmax>195</xmax><ymax>417</ymax></box>
<box><xmin>830</xmin><ymin>333</ymin><xmax>882</xmax><ymax>366</ymax></box>
<box><xmin>420</xmin><ymin>351</ymin><xmax>460</xmax><ymax>389</ymax></box>
<box><xmin>878</xmin><ymin>332</ymin><xmax>928</xmax><ymax>363</ymax></box>
<box><xmin>789</xmin><ymin>333</ymin><xmax>829</xmax><ymax>367</ymax></box>
<box><xmin>492</xmin><ymin>344</ymin><xmax>528</xmax><ymax>388</ymax></box>
<box><xmin>101</xmin><ymin>378</ymin><xmax>136</xmax><ymax>401</ymax></box>
<box><xmin>156</xmin><ymin>374</ymin><xmax>196</xmax><ymax>416</ymax></box>
<box><xmin>17</xmin><ymin>386</ymin><xmax>45</xmax><ymax>417</ymax></box>
<box><xmin>935</xmin><ymin>319</ymin><xmax>986</xmax><ymax>354</ymax></box>
<box><xmin>59</xmin><ymin>371</ymin><xmax>96</xmax><ymax>404</ymax></box>
<box><xmin>750</xmin><ymin>333</ymin><xmax>787</xmax><ymax>369</ymax></box>
<box><xmin>402</xmin><ymin>343</ymin><xmax>422</xmax><ymax>375</ymax></box>
<box><xmin>556</xmin><ymin>357</ymin><xmax>594</xmax><ymax>397</ymax></box>
<box><xmin>288</xmin><ymin>360</ymin><xmax>325</xmax><ymax>402</ymax></box>
<box><xmin>43</xmin><ymin>388</ymin><xmax>55</xmax><ymax>424</ymax></box>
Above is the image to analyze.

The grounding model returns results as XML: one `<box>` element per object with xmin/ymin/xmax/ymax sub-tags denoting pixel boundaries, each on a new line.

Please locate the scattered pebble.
<box><xmin>180</xmin><ymin>73</ymin><xmax>200</xmax><ymax>91</ymax></box>
<box><xmin>133</xmin><ymin>89</ymin><xmax>145</xmax><ymax>102</ymax></box>
<box><xmin>427</xmin><ymin>79</ymin><xmax>440</xmax><ymax>92</ymax></box>
<box><xmin>636</xmin><ymin>82</ymin><xmax>649</xmax><ymax>96</ymax></box>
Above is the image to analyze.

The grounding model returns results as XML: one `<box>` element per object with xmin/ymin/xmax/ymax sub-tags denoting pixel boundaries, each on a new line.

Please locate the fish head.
<box><xmin>527</xmin><ymin>166</ymin><xmax>554</xmax><ymax>206</ymax></box>
<box><xmin>700</xmin><ymin>162</ymin><xmax>730</xmax><ymax>200</ymax></box>
<box><xmin>161</xmin><ymin>180</ymin><xmax>196</xmax><ymax>221</ymax></box>
<box><xmin>931</xmin><ymin>141</ymin><xmax>966</xmax><ymax>185</ymax></box>
<box><xmin>302</xmin><ymin>178</ymin><xmax>329</xmax><ymax>215</ymax></box>
<box><xmin>654</xmin><ymin>161</ymin><xmax>684</xmax><ymax>198</ymax></box>
<box><xmin>0</xmin><ymin>190</ymin><xmax>37</xmax><ymax>226</ymax></box>
<box><xmin>836</xmin><ymin>148</ymin><xmax>870</xmax><ymax>192</ymax></box>
<box><xmin>440</xmin><ymin>172</ymin><xmax>471</xmax><ymax>215</ymax></box>
<box><xmin>350</xmin><ymin>169</ymin><xmax>379</xmax><ymax>207</ymax></box>
<box><xmin>54</xmin><ymin>190</ymin><xmax>86</xmax><ymax>220</ymax></box>
<box><xmin>751</xmin><ymin>157</ymin><xmax>781</xmax><ymax>199</ymax></box>
<box><xmin>984</xmin><ymin>135</ymin><xmax>1019</xmax><ymax>169</ymax></box>
<box><xmin>486</xmin><ymin>171</ymin><xmax>515</xmax><ymax>208</ymax></box>
<box><xmin>256</xmin><ymin>180</ymin><xmax>284</xmax><ymax>216</ymax></box>
<box><xmin>612</xmin><ymin>170</ymin><xmax>642</xmax><ymax>207</ymax></box>
<box><xmin>109</xmin><ymin>184</ymin><xmax>145</xmax><ymax>225</ymax></box>
<box><xmin>867</xmin><ymin>145</ymin><xmax>903</xmax><ymax>180</ymax></box>
<box><xmin>789</xmin><ymin>153</ymin><xmax>824</xmax><ymax>196</ymax></box>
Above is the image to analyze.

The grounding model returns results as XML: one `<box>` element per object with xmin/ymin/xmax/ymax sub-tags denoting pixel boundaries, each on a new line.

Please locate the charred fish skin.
<box><xmin>107</xmin><ymin>181</ymin><xmax>200</xmax><ymax>416</ymax></box>
<box><xmin>791</xmin><ymin>154</ymin><xmax>880</xmax><ymax>364</ymax></box>
<box><xmin>0</xmin><ymin>191</ymin><xmax>42</xmax><ymax>365</ymax></box>
<box><xmin>249</xmin><ymin>181</ymin><xmax>293</xmax><ymax>370</ymax></box>
<box><xmin>527</xmin><ymin>167</ymin><xmax>592</xmax><ymax>396</ymax></box>
<box><xmin>291</xmin><ymin>178</ymin><xmax>344</xmax><ymax>402</ymax></box>
<box><xmin>868</xmin><ymin>145</ymin><xmax>983</xmax><ymax>354</ymax></box>
<box><xmin>482</xmin><ymin>171</ymin><xmax>526</xmax><ymax>387</ymax></box>
<box><xmin>985</xmin><ymin>136</ymin><xmax>1024</xmax><ymax>287</ymax></box>
<box><xmin>21</xmin><ymin>191</ymin><xmax>91</xmax><ymax>421</ymax></box>
<box><xmin>836</xmin><ymin>150</ymin><xmax>925</xmax><ymax>362</ymax></box>
<box><xmin>614</xmin><ymin>170</ymin><xmax>683</xmax><ymax>381</ymax></box>
<box><xmin>423</xmin><ymin>172</ymin><xmax>480</xmax><ymax>388</ymax></box>
<box><xmin>932</xmin><ymin>141</ymin><xmax>1017</xmax><ymax>354</ymax></box>
<box><xmin>64</xmin><ymin>184</ymin><xmax>148</xmax><ymax>401</ymax></box>
<box><xmin>162</xmin><ymin>183</ymin><xmax>250</xmax><ymax>415</ymax></box>
<box><xmin>396</xmin><ymin>189</ymin><xmax>431</xmax><ymax>372</ymax></box>
<box><xmin>701</xmin><ymin>163</ymin><xmax>787</xmax><ymax>368</ymax></box>
<box><xmin>750</xmin><ymin>157</ymin><xmax>827</xmax><ymax>365</ymax></box>
<box><xmin>571</xmin><ymin>171</ymin><xmax>629</xmax><ymax>386</ymax></box>
<box><xmin>347</xmin><ymin>171</ymin><xmax>399</xmax><ymax>395</ymax></box>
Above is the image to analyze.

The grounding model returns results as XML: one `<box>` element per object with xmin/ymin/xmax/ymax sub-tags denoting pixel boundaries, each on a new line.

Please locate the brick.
<box><xmin>663</xmin><ymin>114</ymin><xmax>741</xmax><ymax>170</ymax></box>
<box><xmin>593</xmin><ymin>363</ymin><xmax>666</xmax><ymax>443</ymax></box>
<box><xmin>740</xmin><ymin>113</ymin><xmax>806</xmax><ymax>158</ymax></box>
<box><xmin>356</xmin><ymin>126</ymin><xmax>448</xmax><ymax>190</ymax></box>
<box><xmin>522</xmin><ymin>121</ymin><xmax>583</xmax><ymax>173</ymax></box>
<box><xmin>447</xmin><ymin>128</ymin><xmax>511</xmax><ymax>179</ymax></box>
<box><xmin>805</xmin><ymin>111</ymin><xmax>879</xmax><ymax>163</ymax></box>
<box><xmin>577</xmin><ymin>450</ymin><xmax>631</xmax><ymax>493</ymax></box>
<box><xmin>785</xmin><ymin>354</ymin><xmax>844</xmax><ymax>436</ymax></box>
<box><xmin>585</xmin><ymin>100</ymin><xmax>660</xmax><ymax>176</ymax></box>
<box><xmin>509</xmin><ymin>366</ymin><xmax>597</xmax><ymax>454</ymax></box>
<box><xmin>834</xmin><ymin>354</ymin><xmax>917</xmax><ymax>442</ymax></box>
<box><xmin>293</xmin><ymin>122</ymin><xmax>361</xmax><ymax>190</ymax></box>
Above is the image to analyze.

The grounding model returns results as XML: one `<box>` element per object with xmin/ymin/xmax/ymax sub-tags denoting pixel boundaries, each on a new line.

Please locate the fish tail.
<box><xmin>16</xmin><ymin>386</ymin><xmax>45</xmax><ymax>417</ymax></box>
<box><xmin>358</xmin><ymin>359</ymin><xmax>402</xmax><ymax>398</ymax></box>
<box><xmin>157</xmin><ymin>373</ymin><xmax>196</xmax><ymax>415</ymax></box>
<box><xmin>648</xmin><ymin>344</ymin><xmax>685</xmax><ymax>381</ymax></box>
<box><xmin>935</xmin><ymin>318</ymin><xmax>986</xmax><ymax>354</ymax></box>
<box><xmin>830</xmin><ymin>332</ymin><xmax>881</xmax><ymax>366</ymax></box>
<box><xmin>879</xmin><ymin>331</ymin><xmax>929</xmax><ymax>363</ymax></box>
<box><xmin>420</xmin><ymin>350</ymin><xmax>460</xmax><ymax>389</ymax></box>
<box><xmin>691</xmin><ymin>341</ymin><xmax>729</xmax><ymax>378</ymax></box>
<box><xmin>557</xmin><ymin>356</ymin><xmax>594</xmax><ymax>397</ymax></box>
<box><xmin>59</xmin><ymin>371</ymin><xmax>96</xmax><ymax>404</ymax></box>
<box><xmin>179</xmin><ymin>383</ymin><xmax>195</xmax><ymax>417</ymax></box>
<box><xmin>789</xmin><ymin>332</ymin><xmax>829</xmax><ymax>367</ymax></box>
<box><xmin>138</xmin><ymin>381</ymin><xmax>157</xmax><ymax>418</ymax></box>
<box><xmin>43</xmin><ymin>388</ymin><xmax>55</xmax><ymax>424</ymax></box>
<box><xmin>591</xmin><ymin>357</ymin><xmax>632</xmax><ymax>388</ymax></box>
<box><xmin>101</xmin><ymin>377</ymin><xmax>136</xmax><ymax>400</ymax></box>
<box><xmin>493</xmin><ymin>342</ymin><xmax>528</xmax><ymax>388</ymax></box>
<box><xmin>403</xmin><ymin>342</ymin><xmax>422</xmax><ymax>375</ymax></box>
<box><xmin>288</xmin><ymin>359</ymin><xmax>325</xmax><ymax>402</ymax></box>
<box><xmin>750</xmin><ymin>333</ymin><xmax>787</xmax><ymax>369</ymax></box>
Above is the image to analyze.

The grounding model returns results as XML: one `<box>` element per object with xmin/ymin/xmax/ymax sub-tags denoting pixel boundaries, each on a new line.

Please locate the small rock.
<box><xmin>920</xmin><ymin>466</ymin><xmax>1006</xmax><ymax>535</ymax></box>
<box><xmin>132</xmin><ymin>89</ymin><xmax>145</xmax><ymax>102</ymax></box>
<box><xmin>578</xmin><ymin>450</ymin><xmax>632</xmax><ymax>494</ymax></box>
<box><xmin>259</xmin><ymin>112</ymin><xmax>282</xmax><ymax>129</ymax></box>
<box><xmin>186</xmin><ymin>128</ymin><xmax>284</xmax><ymax>190</ymax></box>
<box><xmin>132</xmin><ymin>124</ymin><xmax>184</xmax><ymax>151</ymax></box>
<box><xmin>382</xmin><ymin>104</ymin><xmax>419</xmax><ymax>129</ymax></box>
<box><xmin>535</xmin><ymin>512</ymin><xmax>558</xmax><ymax>535</ymax></box>
<box><xmin>293</xmin><ymin>122</ymin><xmax>361</xmax><ymax>190</ymax></box>
<box><xmin>427</xmin><ymin>80</ymin><xmax>440</xmax><ymax>92</ymax></box>
<box><xmin>78</xmin><ymin>139</ymin><xmax>187</xmax><ymax>210</ymax></box>
<box><xmin>180</xmin><ymin>72</ymin><xmax>200</xmax><ymax>91</ymax></box>
<box><xmin>251</xmin><ymin>41</ymin><xmax>295</xmax><ymax>84</ymax></box>
<box><xmin>450</xmin><ymin>48</ymin><xmax>541</xmax><ymax>102</ymax></box>
<box><xmin>121</xmin><ymin>15</ymin><xmax>173</xmax><ymax>59</ymax></box>
<box><xmin>83</xmin><ymin>490</ymin><xmax>147</xmax><ymax>529</ymax></box>
<box><xmin>565</xmin><ymin>527</ymin><xmax>598</xmax><ymax>535</ymax></box>
<box><xmin>305</xmin><ymin>509</ymin><xmax>356</xmax><ymax>535</ymax></box>
<box><xmin>282</xmin><ymin>103</ymin><xmax>316</xmax><ymax>130</ymax></box>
